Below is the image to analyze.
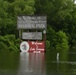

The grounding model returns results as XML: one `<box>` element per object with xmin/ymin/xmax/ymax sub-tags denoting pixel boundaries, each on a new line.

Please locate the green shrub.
<box><xmin>0</xmin><ymin>35</ymin><xmax>5</xmax><ymax>42</ymax></box>
<box><xmin>0</xmin><ymin>35</ymin><xmax>21</xmax><ymax>52</ymax></box>
<box><xmin>15</xmin><ymin>38</ymin><xmax>22</xmax><ymax>50</ymax></box>
<box><xmin>15</xmin><ymin>38</ymin><xmax>21</xmax><ymax>44</ymax></box>
<box><xmin>0</xmin><ymin>42</ymin><xmax>8</xmax><ymax>51</ymax></box>
<box><xmin>8</xmin><ymin>44</ymin><xmax>19</xmax><ymax>52</ymax></box>
<box><xmin>55</xmin><ymin>30</ymin><xmax>69</xmax><ymax>50</ymax></box>
<box><xmin>4</xmin><ymin>35</ymin><xmax>16</xmax><ymax>43</ymax></box>
<box><xmin>46</xmin><ymin>40</ymin><xmax>50</xmax><ymax>49</ymax></box>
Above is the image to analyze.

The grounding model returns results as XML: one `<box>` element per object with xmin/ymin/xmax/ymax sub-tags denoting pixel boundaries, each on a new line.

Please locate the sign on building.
<box><xmin>17</xmin><ymin>15</ymin><xmax>47</xmax><ymax>29</ymax></box>
<box><xmin>22</xmin><ymin>32</ymin><xmax>42</xmax><ymax>40</ymax></box>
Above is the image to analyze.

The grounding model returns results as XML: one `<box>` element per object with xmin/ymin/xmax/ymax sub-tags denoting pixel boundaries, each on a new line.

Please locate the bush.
<box><xmin>15</xmin><ymin>38</ymin><xmax>22</xmax><ymax>49</ymax></box>
<box><xmin>0</xmin><ymin>35</ymin><xmax>21</xmax><ymax>52</ymax></box>
<box><xmin>4</xmin><ymin>35</ymin><xmax>16</xmax><ymax>43</ymax></box>
<box><xmin>8</xmin><ymin>44</ymin><xmax>19</xmax><ymax>52</ymax></box>
<box><xmin>46</xmin><ymin>40</ymin><xmax>50</xmax><ymax>49</ymax></box>
<box><xmin>55</xmin><ymin>30</ymin><xmax>69</xmax><ymax>50</ymax></box>
<box><xmin>0</xmin><ymin>42</ymin><xmax>8</xmax><ymax>51</ymax></box>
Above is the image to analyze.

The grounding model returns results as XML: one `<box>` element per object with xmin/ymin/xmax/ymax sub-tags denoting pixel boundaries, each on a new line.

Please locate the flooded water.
<box><xmin>0</xmin><ymin>50</ymin><xmax>76</xmax><ymax>75</ymax></box>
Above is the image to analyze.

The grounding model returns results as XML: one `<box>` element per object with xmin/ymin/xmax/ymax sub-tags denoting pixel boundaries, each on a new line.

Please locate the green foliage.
<box><xmin>15</xmin><ymin>38</ymin><xmax>21</xmax><ymax>49</ymax></box>
<box><xmin>0</xmin><ymin>42</ymin><xmax>8</xmax><ymax>51</ymax></box>
<box><xmin>8</xmin><ymin>44</ymin><xmax>18</xmax><ymax>52</ymax></box>
<box><xmin>55</xmin><ymin>30</ymin><xmax>69</xmax><ymax>50</ymax></box>
<box><xmin>35</xmin><ymin>0</ymin><xmax>73</xmax><ymax>31</ymax></box>
<box><xmin>0</xmin><ymin>35</ymin><xmax>11</xmax><ymax>46</ymax></box>
<box><xmin>47</xmin><ymin>25</ymin><xmax>56</xmax><ymax>48</ymax></box>
<box><xmin>0</xmin><ymin>0</ymin><xmax>35</xmax><ymax>36</ymax></box>
<box><xmin>46</xmin><ymin>40</ymin><xmax>50</xmax><ymax>49</ymax></box>
<box><xmin>0</xmin><ymin>0</ymin><xmax>76</xmax><ymax>52</ymax></box>
<box><xmin>4</xmin><ymin>35</ymin><xmax>16</xmax><ymax>43</ymax></box>
<box><xmin>0</xmin><ymin>35</ymin><xmax>21</xmax><ymax>52</ymax></box>
<box><xmin>14</xmin><ymin>0</ymin><xmax>35</xmax><ymax>15</ymax></box>
<box><xmin>47</xmin><ymin>26</ymin><xmax>69</xmax><ymax>50</ymax></box>
<box><xmin>35</xmin><ymin>0</ymin><xmax>76</xmax><ymax>50</ymax></box>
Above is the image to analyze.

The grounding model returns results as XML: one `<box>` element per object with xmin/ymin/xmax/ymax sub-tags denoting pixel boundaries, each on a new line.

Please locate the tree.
<box><xmin>35</xmin><ymin>0</ymin><xmax>73</xmax><ymax>31</ymax></box>
<box><xmin>55</xmin><ymin>30</ymin><xmax>69</xmax><ymax>50</ymax></box>
<box><xmin>47</xmin><ymin>25</ymin><xmax>57</xmax><ymax>48</ymax></box>
<box><xmin>0</xmin><ymin>0</ymin><xmax>35</xmax><ymax>36</ymax></box>
<box><xmin>47</xmin><ymin>26</ymin><xmax>69</xmax><ymax>50</ymax></box>
<box><xmin>64</xmin><ymin>1</ymin><xmax>76</xmax><ymax>48</ymax></box>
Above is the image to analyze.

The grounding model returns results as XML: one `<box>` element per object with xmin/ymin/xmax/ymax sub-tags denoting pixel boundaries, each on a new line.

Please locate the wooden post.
<box><xmin>44</xmin><ymin>34</ymin><xmax>46</xmax><ymax>52</ymax></box>
<box><xmin>43</xmin><ymin>30</ymin><xmax>46</xmax><ymax>52</ymax></box>
<box><xmin>19</xmin><ymin>30</ymin><xmax>22</xmax><ymax>39</ymax></box>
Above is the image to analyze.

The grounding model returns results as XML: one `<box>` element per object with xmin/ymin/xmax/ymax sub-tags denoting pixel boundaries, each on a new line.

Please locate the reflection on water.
<box><xmin>0</xmin><ymin>52</ymin><xmax>20</xmax><ymax>75</ymax></box>
<box><xmin>18</xmin><ymin>52</ymin><xmax>46</xmax><ymax>75</ymax></box>
<box><xmin>0</xmin><ymin>52</ymin><xmax>46</xmax><ymax>75</ymax></box>
<box><xmin>0</xmin><ymin>51</ymin><xmax>76</xmax><ymax>75</ymax></box>
<box><xmin>46</xmin><ymin>51</ymin><xmax>76</xmax><ymax>75</ymax></box>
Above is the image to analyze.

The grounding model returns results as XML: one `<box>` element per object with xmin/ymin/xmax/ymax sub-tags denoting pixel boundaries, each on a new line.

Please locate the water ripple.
<box><xmin>51</xmin><ymin>61</ymin><xmax>76</xmax><ymax>65</ymax></box>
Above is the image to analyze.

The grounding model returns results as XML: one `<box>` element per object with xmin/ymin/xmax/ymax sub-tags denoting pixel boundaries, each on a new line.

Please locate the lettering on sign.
<box><xmin>28</xmin><ymin>41</ymin><xmax>45</xmax><ymax>52</ymax></box>
<box><xmin>17</xmin><ymin>16</ymin><xmax>47</xmax><ymax>29</ymax></box>
<box><xmin>22</xmin><ymin>32</ymin><xmax>42</xmax><ymax>40</ymax></box>
<box><xmin>20</xmin><ymin>41</ymin><xmax>45</xmax><ymax>52</ymax></box>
